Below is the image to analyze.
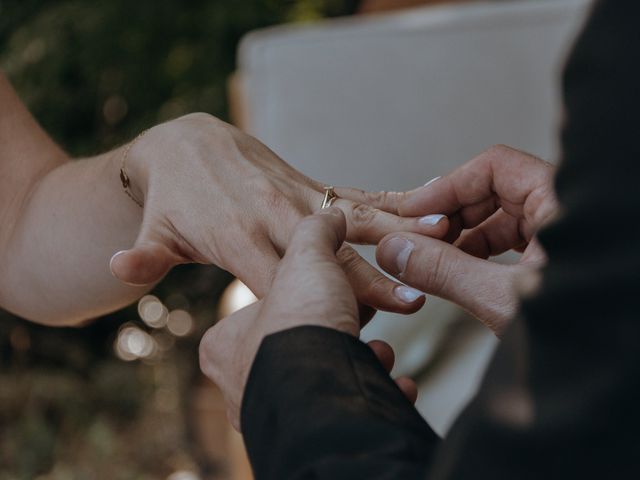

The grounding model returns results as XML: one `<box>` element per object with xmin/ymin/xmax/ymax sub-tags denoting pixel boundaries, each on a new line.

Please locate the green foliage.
<box><xmin>0</xmin><ymin>0</ymin><xmax>356</xmax><ymax>155</ymax></box>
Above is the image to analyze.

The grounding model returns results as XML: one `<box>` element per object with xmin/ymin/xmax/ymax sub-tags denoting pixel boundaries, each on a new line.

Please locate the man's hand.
<box><xmin>374</xmin><ymin>145</ymin><xmax>558</xmax><ymax>335</ymax></box>
<box><xmin>199</xmin><ymin>208</ymin><xmax>420</xmax><ymax>430</ymax></box>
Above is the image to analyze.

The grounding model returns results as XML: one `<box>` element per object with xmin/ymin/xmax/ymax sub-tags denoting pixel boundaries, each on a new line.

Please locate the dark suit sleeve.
<box><xmin>427</xmin><ymin>1</ymin><xmax>640</xmax><ymax>479</ymax></box>
<box><xmin>241</xmin><ymin>326</ymin><xmax>440</xmax><ymax>480</ymax></box>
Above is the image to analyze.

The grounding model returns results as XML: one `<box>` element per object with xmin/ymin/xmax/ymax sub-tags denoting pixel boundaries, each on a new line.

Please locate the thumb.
<box><xmin>109</xmin><ymin>222</ymin><xmax>185</xmax><ymax>286</ymax></box>
<box><xmin>376</xmin><ymin>233</ymin><xmax>517</xmax><ymax>334</ymax></box>
<box><xmin>268</xmin><ymin>207</ymin><xmax>358</xmax><ymax>336</ymax></box>
<box><xmin>285</xmin><ymin>207</ymin><xmax>347</xmax><ymax>262</ymax></box>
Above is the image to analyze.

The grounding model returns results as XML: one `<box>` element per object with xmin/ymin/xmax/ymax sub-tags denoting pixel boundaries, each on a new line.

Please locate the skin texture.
<box><xmin>199</xmin><ymin>208</ymin><xmax>418</xmax><ymax>430</ymax></box>
<box><xmin>199</xmin><ymin>146</ymin><xmax>558</xmax><ymax>429</ymax></box>
<box><xmin>110</xmin><ymin>113</ymin><xmax>448</xmax><ymax>309</ymax></box>
<box><xmin>0</xmin><ymin>73</ymin><xmax>449</xmax><ymax>325</ymax></box>
<box><xmin>374</xmin><ymin>145</ymin><xmax>558</xmax><ymax>335</ymax></box>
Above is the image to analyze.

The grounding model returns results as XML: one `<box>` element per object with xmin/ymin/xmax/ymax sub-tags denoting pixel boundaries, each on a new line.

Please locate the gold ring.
<box><xmin>321</xmin><ymin>186</ymin><xmax>338</xmax><ymax>209</ymax></box>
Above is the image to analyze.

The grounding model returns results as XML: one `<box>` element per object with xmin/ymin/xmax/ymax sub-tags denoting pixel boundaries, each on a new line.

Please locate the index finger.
<box><xmin>305</xmin><ymin>190</ymin><xmax>450</xmax><ymax>246</ymax></box>
<box><xmin>333</xmin><ymin>187</ymin><xmax>406</xmax><ymax>214</ymax></box>
<box><xmin>398</xmin><ymin>145</ymin><xmax>556</xmax><ymax>226</ymax></box>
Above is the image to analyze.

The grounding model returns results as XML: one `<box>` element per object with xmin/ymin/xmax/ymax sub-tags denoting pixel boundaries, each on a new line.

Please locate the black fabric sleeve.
<box><xmin>241</xmin><ymin>326</ymin><xmax>440</xmax><ymax>480</ymax></box>
<box><xmin>427</xmin><ymin>1</ymin><xmax>640</xmax><ymax>478</ymax></box>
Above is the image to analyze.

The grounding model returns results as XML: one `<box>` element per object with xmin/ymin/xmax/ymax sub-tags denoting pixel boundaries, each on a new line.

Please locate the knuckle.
<box><xmin>350</xmin><ymin>203</ymin><xmax>378</xmax><ymax>229</ymax></box>
<box><xmin>365</xmin><ymin>190</ymin><xmax>403</xmax><ymax>209</ymax></box>
<box><xmin>362</xmin><ymin>274</ymin><xmax>391</xmax><ymax>302</ymax></box>
<box><xmin>485</xmin><ymin>144</ymin><xmax>513</xmax><ymax>157</ymax></box>
<box><xmin>392</xmin><ymin>190</ymin><xmax>406</xmax><ymax>205</ymax></box>
<box><xmin>252</xmin><ymin>178</ymin><xmax>299</xmax><ymax>217</ymax></box>
<box><xmin>190</xmin><ymin>111</ymin><xmax>214</xmax><ymax>121</ymax></box>
<box><xmin>429</xmin><ymin>247</ymin><xmax>452</xmax><ymax>293</ymax></box>
<box><xmin>475</xmin><ymin>144</ymin><xmax>513</xmax><ymax>167</ymax></box>
<box><xmin>470</xmin><ymin>144</ymin><xmax>518</xmax><ymax>178</ymax></box>
<box><xmin>336</xmin><ymin>245</ymin><xmax>360</xmax><ymax>267</ymax></box>
<box><xmin>180</xmin><ymin>112</ymin><xmax>217</xmax><ymax>126</ymax></box>
<box><xmin>364</xmin><ymin>190</ymin><xmax>386</xmax><ymax>206</ymax></box>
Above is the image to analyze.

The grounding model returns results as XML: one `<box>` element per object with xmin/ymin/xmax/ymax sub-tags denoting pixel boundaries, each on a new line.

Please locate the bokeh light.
<box><xmin>218</xmin><ymin>279</ymin><xmax>258</xmax><ymax>317</ymax></box>
<box><xmin>167</xmin><ymin>470</ymin><xmax>200</xmax><ymax>480</ymax></box>
<box><xmin>166</xmin><ymin>309</ymin><xmax>193</xmax><ymax>337</ymax></box>
<box><xmin>114</xmin><ymin>324</ymin><xmax>158</xmax><ymax>361</ymax></box>
<box><xmin>115</xmin><ymin>295</ymin><xmax>197</xmax><ymax>362</ymax></box>
<box><xmin>138</xmin><ymin>295</ymin><xmax>169</xmax><ymax>328</ymax></box>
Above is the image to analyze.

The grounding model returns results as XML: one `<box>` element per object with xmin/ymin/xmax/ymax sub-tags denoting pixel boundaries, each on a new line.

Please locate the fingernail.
<box><xmin>383</xmin><ymin>237</ymin><xmax>414</xmax><ymax>275</ymax></box>
<box><xmin>109</xmin><ymin>250</ymin><xmax>127</xmax><ymax>277</ymax></box>
<box><xmin>424</xmin><ymin>176</ymin><xmax>441</xmax><ymax>187</ymax></box>
<box><xmin>394</xmin><ymin>285</ymin><xmax>424</xmax><ymax>304</ymax></box>
<box><xmin>419</xmin><ymin>214</ymin><xmax>446</xmax><ymax>226</ymax></box>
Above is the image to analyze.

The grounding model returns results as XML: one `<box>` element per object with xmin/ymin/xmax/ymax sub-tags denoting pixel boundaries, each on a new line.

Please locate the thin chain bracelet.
<box><xmin>119</xmin><ymin>130</ymin><xmax>147</xmax><ymax>208</ymax></box>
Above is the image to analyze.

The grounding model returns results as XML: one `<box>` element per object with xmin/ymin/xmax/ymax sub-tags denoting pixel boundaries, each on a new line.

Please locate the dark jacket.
<box><xmin>241</xmin><ymin>1</ymin><xmax>640</xmax><ymax>478</ymax></box>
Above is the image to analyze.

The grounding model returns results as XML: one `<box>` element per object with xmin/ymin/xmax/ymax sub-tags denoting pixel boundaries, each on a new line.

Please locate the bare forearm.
<box><xmin>1</xmin><ymin>75</ymin><xmax>438</xmax><ymax>327</ymax></box>
<box><xmin>0</xmin><ymin>149</ymin><xmax>149</xmax><ymax>325</ymax></box>
<box><xmin>0</xmin><ymin>73</ymin><xmax>67</xmax><ymax>247</ymax></box>
<box><xmin>0</xmin><ymin>73</ymin><xmax>148</xmax><ymax>325</ymax></box>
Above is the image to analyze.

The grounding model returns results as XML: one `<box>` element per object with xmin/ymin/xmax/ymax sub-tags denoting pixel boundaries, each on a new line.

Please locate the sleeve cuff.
<box><xmin>241</xmin><ymin>325</ymin><xmax>439</xmax><ymax>479</ymax></box>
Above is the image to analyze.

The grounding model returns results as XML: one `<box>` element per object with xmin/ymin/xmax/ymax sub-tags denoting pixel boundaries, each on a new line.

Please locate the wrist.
<box><xmin>119</xmin><ymin>119</ymin><xmax>194</xmax><ymax>207</ymax></box>
<box><xmin>117</xmin><ymin>113</ymin><xmax>231</xmax><ymax>208</ymax></box>
<box><xmin>118</xmin><ymin>129</ymin><xmax>154</xmax><ymax>207</ymax></box>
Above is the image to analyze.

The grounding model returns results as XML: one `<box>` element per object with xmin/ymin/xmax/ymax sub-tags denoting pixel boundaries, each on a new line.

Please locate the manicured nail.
<box><xmin>419</xmin><ymin>214</ymin><xmax>446</xmax><ymax>226</ymax></box>
<box><xmin>383</xmin><ymin>237</ymin><xmax>414</xmax><ymax>275</ymax></box>
<box><xmin>424</xmin><ymin>176</ymin><xmax>441</xmax><ymax>187</ymax></box>
<box><xmin>394</xmin><ymin>285</ymin><xmax>424</xmax><ymax>304</ymax></box>
<box><xmin>109</xmin><ymin>250</ymin><xmax>127</xmax><ymax>277</ymax></box>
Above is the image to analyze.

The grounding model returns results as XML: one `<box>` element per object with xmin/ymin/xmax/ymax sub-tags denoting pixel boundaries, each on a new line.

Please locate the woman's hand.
<box><xmin>371</xmin><ymin>145</ymin><xmax>558</xmax><ymax>334</ymax></box>
<box><xmin>110</xmin><ymin>113</ymin><xmax>448</xmax><ymax>313</ymax></box>
<box><xmin>199</xmin><ymin>208</ymin><xmax>418</xmax><ymax>430</ymax></box>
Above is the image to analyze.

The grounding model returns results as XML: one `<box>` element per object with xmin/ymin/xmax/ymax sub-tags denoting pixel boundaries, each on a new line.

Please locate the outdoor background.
<box><xmin>0</xmin><ymin>1</ymin><xmax>358</xmax><ymax>479</ymax></box>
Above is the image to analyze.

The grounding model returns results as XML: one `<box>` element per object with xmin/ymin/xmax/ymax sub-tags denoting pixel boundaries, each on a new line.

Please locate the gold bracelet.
<box><xmin>119</xmin><ymin>130</ymin><xmax>147</xmax><ymax>208</ymax></box>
